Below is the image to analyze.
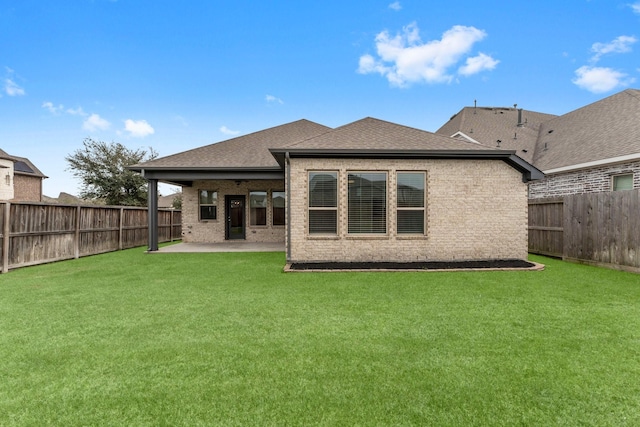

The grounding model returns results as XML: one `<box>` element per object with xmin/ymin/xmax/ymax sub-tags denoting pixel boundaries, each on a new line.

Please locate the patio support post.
<box><xmin>148</xmin><ymin>178</ymin><xmax>159</xmax><ymax>251</ymax></box>
<box><xmin>285</xmin><ymin>152</ymin><xmax>292</xmax><ymax>263</ymax></box>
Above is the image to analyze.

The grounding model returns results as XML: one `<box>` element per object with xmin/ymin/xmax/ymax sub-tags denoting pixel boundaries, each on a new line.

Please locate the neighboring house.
<box><xmin>131</xmin><ymin>117</ymin><xmax>542</xmax><ymax>264</ymax></box>
<box><xmin>0</xmin><ymin>149</ymin><xmax>47</xmax><ymax>202</ymax></box>
<box><xmin>436</xmin><ymin>89</ymin><xmax>640</xmax><ymax>199</ymax></box>
<box><xmin>158</xmin><ymin>192</ymin><xmax>181</xmax><ymax>209</ymax></box>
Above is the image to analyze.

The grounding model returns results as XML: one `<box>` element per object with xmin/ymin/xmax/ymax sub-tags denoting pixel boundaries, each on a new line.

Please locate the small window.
<box><xmin>613</xmin><ymin>174</ymin><xmax>634</xmax><ymax>191</ymax></box>
<box><xmin>348</xmin><ymin>172</ymin><xmax>387</xmax><ymax>234</ymax></box>
<box><xmin>272</xmin><ymin>191</ymin><xmax>285</xmax><ymax>226</ymax></box>
<box><xmin>397</xmin><ymin>172</ymin><xmax>426</xmax><ymax>234</ymax></box>
<box><xmin>308</xmin><ymin>172</ymin><xmax>338</xmax><ymax>234</ymax></box>
<box><xmin>250</xmin><ymin>191</ymin><xmax>267</xmax><ymax>226</ymax></box>
<box><xmin>199</xmin><ymin>190</ymin><xmax>217</xmax><ymax>220</ymax></box>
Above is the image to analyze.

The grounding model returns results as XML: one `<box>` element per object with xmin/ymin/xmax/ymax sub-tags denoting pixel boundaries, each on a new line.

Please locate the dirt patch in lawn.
<box><xmin>285</xmin><ymin>259</ymin><xmax>544</xmax><ymax>272</ymax></box>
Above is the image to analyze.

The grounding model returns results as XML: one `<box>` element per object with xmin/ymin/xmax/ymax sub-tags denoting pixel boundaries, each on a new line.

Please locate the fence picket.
<box><xmin>0</xmin><ymin>202</ymin><xmax>181</xmax><ymax>272</ymax></box>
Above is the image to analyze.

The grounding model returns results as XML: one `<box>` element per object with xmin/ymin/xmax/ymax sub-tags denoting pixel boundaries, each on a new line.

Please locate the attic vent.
<box><xmin>548</xmin><ymin>130</ymin><xmax>554</xmax><ymax>134</ymax></box>
<box><xmin>496</xmin><ymin>139</ymin><xmax>502</xmax><ymax>148</ymax></box>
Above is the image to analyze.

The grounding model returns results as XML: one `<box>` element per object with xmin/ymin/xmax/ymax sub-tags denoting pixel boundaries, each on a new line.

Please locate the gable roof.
<box><xmin>271</xmin><ymin>117</ymin><xmax>543</xmax><ymax>182</ymax></box>
<box><xmin>286</xmin><ymin>117</ymin><xmax>499</xmax><ymax>151</ymax></box>
<box><xmin>533</xmin><ymin>89</ymin><xmax>640</xmax><ymax>172</ymax></box>
<box><xmin>436</xmin><ymin>107</ymin><xmax>557</xmax><ymax>165</ymax></box>
<box><xmin>0</xmin><ymin>149</ymin><xmax>47</xmax><ymax>178</ymax></box>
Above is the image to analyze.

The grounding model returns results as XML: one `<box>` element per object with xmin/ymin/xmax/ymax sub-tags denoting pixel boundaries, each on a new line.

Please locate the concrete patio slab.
<box><xmin>151</xmin><ymin>242</ymin><xmax>285</xmax><ymax>253</ymax></box>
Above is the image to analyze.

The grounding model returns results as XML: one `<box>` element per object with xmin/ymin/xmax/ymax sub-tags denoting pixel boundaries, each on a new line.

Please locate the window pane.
<box><xmin>397</xmin><ymin>210</ymin><xmax>424</xmax><ymax>234</ymax></box>
<box><xmin>199</xmin><ymin>190</ymin><xmax>217</xmax><ymax>205</ymax></box>
<box><xmin>309</xmin><ymin>172</ymin><xmax>337</xmax><ymax>207</ymax></box>
<box><xmin>348</xmin><ymin>172</ymin><xmax>387</xmax><ymax>234</ymax></box>
<box><xmin>200</xmin><ymin>206</ymin><xmax>217</xmax><ymax>220</ymax></box>
<box><xmin>250</xmin><ymin>191</ymin><xmax>267</xmax><ymax>226</ymax></box>
<box><xmin>613</xmin><ymin>174</ymin><xmax>633</xmax><ymax>191</ymax></box>
<box><xmin>397</xmin><ymin>173</ymin><xmax>425</xmax><ymax>208</ymax></box>
<box><xmin>309</xmin><ymin>210</ymin><xmax>337</xmax><ymax>234</ymax></box>
<box><xmin>272</xmin><ymin>191</ymin><xmax>285</xmax><ymax>226</ymax></box>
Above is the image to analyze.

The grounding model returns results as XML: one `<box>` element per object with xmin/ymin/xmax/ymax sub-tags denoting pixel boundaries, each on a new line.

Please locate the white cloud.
<box><xmin>4</xmin><ymin>78</ymin><xmax>25</xmax><ymax>96</ymax></box>
<box><xmin>124</xmin><ymin>119</ymin><xmax>155</xmax><ymax>138</ymax></box>
<box><xmin>590</xmin><ymin>35</ymin><xmax>637</xmax><ymax>62</ymax></box>
<box><xmin>265</xmin><ymin>94</ymin><xmax>284</xmax><ymax>105</ymax></box>
<box><xmin>389</xmin><ymin>1</ymin><xmax>402</xmax><ymax>11</ymax></box>
<box><xmin>458</xmin><ymin>53</ymin><xmax>499</xmax><ymax>76</ymax></box>
<box><xmin>220</xmin><ymin>126</ymin><xmax>240</xmax><ymax>136</ymax></box>
<box><xmin>572</xmin><ymin>65</ymin><xmax>635</xmax><ymax>93</ymax></box>
<box><xmin>66</xmin><ymin>107</ymin><xmax>86</xmax><ymax>116</ymax></box>
<box><xmin>357</xmin><ymin>23</ymin><xmax>497</xmax><ymax>87</ymax></box>
<box><xmin>630</xmin><ymin>2</ymin><xmax>640</xmax><ymax>14</ymax></box>
<box><xmin>83</xmin><ymin>114</ymin><xmax>111</xmax><ymax>132</ymax></box>
<box><xmin>42</xmin><ymin>101</ymin><xmax>64</xmax><ymax>114</ymax></box>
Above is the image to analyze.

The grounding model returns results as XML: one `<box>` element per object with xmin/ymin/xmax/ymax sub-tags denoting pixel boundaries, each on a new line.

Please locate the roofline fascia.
<box><xmin>138</xmin><ymin>168</ymin><xmax>284</xmax><ymax>183</ymax></box>
<box><xmin>270</xmin><ymin>148</ymin><xmax>543</xmax><ymax>182</ymax></box>
<box><xmin>543</xmin><ymin>152</ymin><xmax>640</xmax><ymax>175</ymax></box>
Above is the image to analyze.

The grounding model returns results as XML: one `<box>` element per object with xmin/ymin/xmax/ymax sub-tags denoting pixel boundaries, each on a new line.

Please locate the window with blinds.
<box><xmin>199</xmin><ymin>190</ymin><xmax>217</xmax><ymax>220</ymax></box>
<box><xmin>272</xmin><ymin>191</ymin><xmax>285</xmax><ymax>226</ymax></box>
<box><xmin>348</xmin><ymin>172</ymin><xmax>387</xmax><ymax>234</ymax></box>
<box><xmin>308</xmin><ymin>172</ymin><xmax>338</xmax><ymax>234</ymax></box>
<box><xmin>250</xmin><ymin>191</ymin><xmax>267</xmax><ymax>226</ymax></box>
<box><xmin>397</xmin><ymin>172</ymin><xmax>426</xmax><ymax>234</ymax></box>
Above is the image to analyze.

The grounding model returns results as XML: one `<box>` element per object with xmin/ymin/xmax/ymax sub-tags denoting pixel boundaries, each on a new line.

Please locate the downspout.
<box><xmin>285</xmin><ymin>152</ymin><xmax>292</xmax><ymax>263</ymax></box>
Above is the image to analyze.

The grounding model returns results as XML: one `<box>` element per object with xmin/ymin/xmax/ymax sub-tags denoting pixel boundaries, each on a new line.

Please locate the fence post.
<box><xmin>2</xmin><ymin>202</ymin><xmax>10</xmax><ymax>273</ymax></box>
<box><xmin>74</xmin><ymin>205</ymin><xmax>81</xmax><ymax>259</ymax></box>
<box><xmin>119</xmin><ymin>207</ymin><xmax>124</xmax><ymax>250</ymax></box>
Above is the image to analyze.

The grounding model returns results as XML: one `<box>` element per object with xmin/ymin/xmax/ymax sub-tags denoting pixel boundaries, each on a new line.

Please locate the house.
<box><xmin>131</xmin><ymin>117</ymin><xmax>542</xmax><ymax>264</ymax></box>
<box><xmin>0</xmin><ymin>149</ymin><xmax>47</xmax><ymax>202</ymax></box>
<box><xmin>436</xmin><ymin>89</ymin><xmax>640</xmax><ymax>198</ymax></box>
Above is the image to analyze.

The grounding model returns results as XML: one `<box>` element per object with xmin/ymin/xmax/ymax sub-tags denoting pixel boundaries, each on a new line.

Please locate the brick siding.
<box><xmin>11</xmin><ymin>174</ymin><xmax>42</xmax><ymax>202</ymax></box>
<box><xmin>182</xmin><ymin>179</ymin><xmax>285</xmax><ymax>243</ymax></box>
<box><xmin>528</xmin><ymin>161</ymin><xmax>640</xmax><ymax>199</ymax></box>
<box><xmin>288</xmin><ymin>158</ymin><xmax>529</xmax><ymax>263</ymax></box>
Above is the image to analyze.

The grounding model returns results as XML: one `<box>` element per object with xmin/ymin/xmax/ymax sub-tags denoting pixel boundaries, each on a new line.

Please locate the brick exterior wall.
<box><xmin>182</xmin><ymin>179</ymin><xmax>285</xmax><ymax>243</ymax></box>
<box><xmin>288</xmin><ymin>158</ymin><xmax>529</xmax><ymax>263</ymax></box>
<box><xmin>11</xmin><ymin>174</ymin><xmax>42</xmax><ymax>202</ymax></box>
<box><xmin>528</xmin><ymin>161</ymin><xmax>640</xmax><ymax>199</ymax></box>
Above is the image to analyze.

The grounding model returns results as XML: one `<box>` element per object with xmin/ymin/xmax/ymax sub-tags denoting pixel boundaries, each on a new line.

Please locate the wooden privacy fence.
<box><xmin>529</xmin><ymin>189</ymin><xmax>640</xmax><ymax>272</ymax></box>
<box><xmin>0</xmin><ymin>202</ymin><xmax>181</xmax><ymax>273</ymax></box>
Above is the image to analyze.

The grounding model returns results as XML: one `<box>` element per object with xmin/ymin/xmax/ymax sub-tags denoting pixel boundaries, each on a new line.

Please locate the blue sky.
<box><xmin>2</xmin><ymin>0</ymin><xmax>639</xmax><ymax>197</ymax></box>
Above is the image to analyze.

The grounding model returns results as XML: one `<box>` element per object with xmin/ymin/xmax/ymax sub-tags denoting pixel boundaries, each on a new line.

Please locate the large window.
<box><xmin>397</xmin><ymin>172</ymin><xmax>426</xmax><ymax>234</ymax></box>
<box><xmin>250</xmin><ymin>191</ymin><xmax>267</xmax><ymax>226</ymax></box>
<box><xmin>272</xmin><ymin>191</ymin><xmax>285</xmax><ymax>226</ymax></box>
<box><xmin>308</xmin><ymin>172</ymin><xmax>338</xmax><ymax>234</ymax></box>
<box><xmin>199</xmin><ymin>190</ymin><xmax>218</xmax><ymax>220</ymax></box>
<box><xmin>348</xmin><ymin>172</ymin><xmax>387</xmax><ymax>234</ymax></box>
<box><xmin>613</xmin><ymin>174</ymin><xmax>634</xmax><ymax>191</ymax></box>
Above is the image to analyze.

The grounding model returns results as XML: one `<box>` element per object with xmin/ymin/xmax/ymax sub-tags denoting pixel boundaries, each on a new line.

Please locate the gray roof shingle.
<box><xmin>0</xmin><ymin>149</ymin><xmax>47</xmax><ymax>178</ymax></box>
<box><xmin>131</xmin><ymin>119</ymin><xmax>331</xmax><ymax>170</ymax></box>
<box><xmin>533</xmin><ymin>89</ymin><xmax>640</xmax><ymax>171</ymax></box>
<box><xmin>286</xmin><ymin>117</ymin><xmax>499</xmax><ymax>151</ymax></box>
<box><xmin>436</xmin><ymin>107</ymin><xmax>557</xmax><ymax>164</ymax></box>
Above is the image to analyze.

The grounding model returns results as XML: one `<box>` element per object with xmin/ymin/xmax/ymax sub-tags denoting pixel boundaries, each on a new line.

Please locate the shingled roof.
<box><xmin>131</xmin><ymin>119</ymin><xmax>331</xmax><ymax>171</ymax></box>
<box><xmin>436</xmin><ymin>107</ymin><xmax>557</xmax><ymax>165</ymax></box>
<box><xmin>0</xmin><ymin>149</ymin><xmax>47</xmax><ymax>178</ymax></box>
<box><xmin>285</xmin><ymin>117</ymin><xmax>499</xmax><ymax>151</ymax></box>
<box><xmin>534</xmin><ymin>89</ymin><xmax>640</xmax><ymax>172</ymax></box>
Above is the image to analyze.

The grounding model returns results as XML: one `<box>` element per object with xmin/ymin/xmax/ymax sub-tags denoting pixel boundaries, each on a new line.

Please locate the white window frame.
<box><xmin>308</xmin><ymin>171</ymin><xmax>338</xmax><ymax>235</ymax></box>
<box><xmin>347</xmin><ymin>171</ymin><xmax>388</xmax><ymax>235</ymax></box>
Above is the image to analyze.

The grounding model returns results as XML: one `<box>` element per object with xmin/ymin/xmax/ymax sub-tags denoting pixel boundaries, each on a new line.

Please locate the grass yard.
<box><xmin>0</xmin><ymin>247</ymin><xmax>639</xmax><ymax>426</ymax></box>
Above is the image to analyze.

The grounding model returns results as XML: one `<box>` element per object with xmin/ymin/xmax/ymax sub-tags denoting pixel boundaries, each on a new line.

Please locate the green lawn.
<box><xmin>0</xmin><ymin>248</ymin><xmax>639</xmax><ymax>426</ymax></box>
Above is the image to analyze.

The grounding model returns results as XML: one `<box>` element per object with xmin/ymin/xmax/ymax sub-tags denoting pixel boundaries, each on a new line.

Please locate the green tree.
<box><xmin>66</xmin><ymin>138</ymin><xmax>158</xmax><ymax>206</ymax></box>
